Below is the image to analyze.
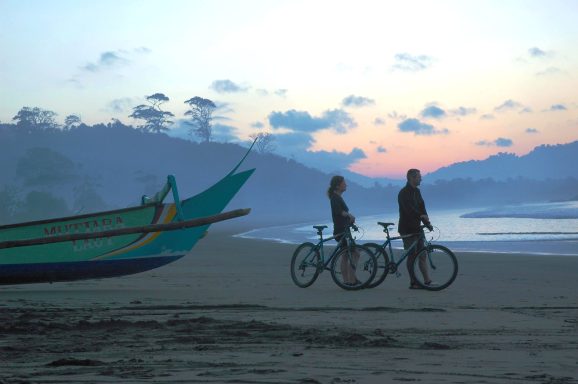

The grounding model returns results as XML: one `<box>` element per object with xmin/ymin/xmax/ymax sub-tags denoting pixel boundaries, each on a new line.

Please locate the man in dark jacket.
<box><xmin>398</xmin><ymin>169</ymin><xmax>432</xmax><ymax>289</ymax></box>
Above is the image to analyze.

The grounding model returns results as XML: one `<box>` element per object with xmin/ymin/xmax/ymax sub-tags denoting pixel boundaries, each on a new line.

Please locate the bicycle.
<box><xmin>290</xmin><ymin>224</ymin><xmax>377</xmax><ymax>290</ymax></box>
<box><xmin>363</xmin><ymin>222</ymin><xmax>458</xmax><ymax>291</ymax></box>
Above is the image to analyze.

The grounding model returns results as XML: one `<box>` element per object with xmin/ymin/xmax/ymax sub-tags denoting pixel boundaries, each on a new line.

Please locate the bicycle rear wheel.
<box><xmin>363</xmin><ymin>242</ymin><xmax>390</xmax><ymax>289</ymax></box>
<box><xmin>410</xmin><ymin>244</ymin><xmax>458</xmax><ymax>291</ymax></box>
<box><xmin>290</xmin><ymin>242</ymin><xmax>321</xmax><ymax>288</ymax></box>
<box><xmin>330</xmin><ymin>244</ymin><xmax>377</xmax><ymax>290</ymax></box>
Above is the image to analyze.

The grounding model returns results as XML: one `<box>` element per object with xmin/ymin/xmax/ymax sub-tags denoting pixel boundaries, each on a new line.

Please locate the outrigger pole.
<box><xmin>0</xmin><ymin>208</ymin><xmax>250</xmax><ymax>250</ymax></box>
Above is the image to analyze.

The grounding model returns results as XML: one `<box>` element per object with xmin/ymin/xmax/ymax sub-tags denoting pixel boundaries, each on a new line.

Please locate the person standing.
<box><xmin>398</xmin><ymin>169</ymin><xmax>433</xmax><ymax>289</ymax></box>
<box><xmin>327</xmin><ymin>175</ymin><xmax>358</xmax><ymax>285</ymax></box>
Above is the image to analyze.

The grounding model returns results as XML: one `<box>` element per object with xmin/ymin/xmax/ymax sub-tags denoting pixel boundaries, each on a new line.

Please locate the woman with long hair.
<box><xmin>327</xmin><ymin>175</ymin><xmax>358</xmax><ymax>285</ymax></box>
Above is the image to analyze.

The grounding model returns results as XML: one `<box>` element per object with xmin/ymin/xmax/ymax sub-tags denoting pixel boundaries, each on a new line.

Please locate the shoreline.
<box><xmin>235</xmin><ymin>227</ymin><xmax>578</xmax><ymax>257</ymax></box>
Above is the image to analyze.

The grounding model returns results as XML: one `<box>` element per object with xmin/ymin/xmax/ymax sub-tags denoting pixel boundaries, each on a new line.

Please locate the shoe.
<box><xmin>409</xmin><ymin>283</ymin><xmax>424</xmax><ymax>289</ymax></box>
<box><xmin>345</xmin><ymin>279</ymin><xmax>362</xmax><ymax>287</ymax></box>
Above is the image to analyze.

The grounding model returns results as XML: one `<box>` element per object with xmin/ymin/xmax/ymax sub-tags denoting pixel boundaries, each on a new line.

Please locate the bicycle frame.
<box><xmin>377</xmin><ymin>225</ymin><xmax>430</xmax><ymax>273</ymax></box>
<box><xmin>311</xmin><ymin>227</ymin><xmax>355</xmax><ymax>271</ymax></box>
<box><xmin>364</xmin><ymin>223</ymin><xmax>457</xmax><ymax>290</ymax></box>
<box><xmin>291</xmin><ymin>224</ymin><xmax>380</xmax><ymax>290</ymax></box>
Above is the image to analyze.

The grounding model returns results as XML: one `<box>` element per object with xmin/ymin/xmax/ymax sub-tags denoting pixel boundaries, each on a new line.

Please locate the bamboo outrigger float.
<box><xmin>0</xmin><ymin>147</ymin><xmax>255</xmax><ymax>285</ymax></box>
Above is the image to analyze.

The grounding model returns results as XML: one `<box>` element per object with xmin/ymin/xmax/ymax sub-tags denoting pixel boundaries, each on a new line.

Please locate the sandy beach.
<box><xmin>1</xmin><ymin>228</ymin><xmax>577</xmax><ymax>383</ymax></box>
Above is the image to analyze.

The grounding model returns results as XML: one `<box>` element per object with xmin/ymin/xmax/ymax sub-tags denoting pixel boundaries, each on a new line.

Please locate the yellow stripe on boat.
<box><xmin>95</xmin><ymin>205</ymin><xmax>177</xmax><ymax>259</ymax></box>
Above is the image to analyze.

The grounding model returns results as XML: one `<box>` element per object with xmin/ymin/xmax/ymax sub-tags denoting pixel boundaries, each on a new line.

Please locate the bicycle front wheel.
<box><xmin>410</xmin><ymin>244</ymin><xmax>458</xmax><ymax>291</ymax></box>
<box><xmin>363</xmin><ymin>242</ymin><xmax>390</xmax><ymax>289</ymax></box>
<box><xmin>330</xmin><ymin>244</ymin><xmax>377</xmax><ymax>290</ymax></box>
<box><xmin>290</xmin><ymin>242</ymin><xmax>321</xmax><ymax>288</ymax></box>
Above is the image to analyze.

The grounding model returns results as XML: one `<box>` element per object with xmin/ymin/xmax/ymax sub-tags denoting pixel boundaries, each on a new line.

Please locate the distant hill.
<box><xmin>1</xmin><ymin>123</ymin><xmax>577</xmax><ymax>227</ymax></box>
<box><xmin>0</xmin><ymin>123</ymin><xmax>398</xmax><ymax>226</ymax></box>
<box><xmin>335</xmin><ymin>169</ymin><xmax>404</xmax><ymax>188</ymax></box>
<box><xmin>426</xmin><ymin>141</ymin><xmax>578</xmax><ymax>181</ymax></box>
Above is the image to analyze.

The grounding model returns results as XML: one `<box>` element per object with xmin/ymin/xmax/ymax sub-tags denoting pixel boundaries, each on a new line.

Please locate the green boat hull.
<box><xmin>0</xmin><ymin>168</ymin><xmax>254</xmax><ymax>285</ymax></box>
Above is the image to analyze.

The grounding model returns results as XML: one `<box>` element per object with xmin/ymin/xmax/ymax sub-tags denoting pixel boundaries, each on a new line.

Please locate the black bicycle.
<box><xmin>363</xmin><ymin>222</ymin><xmax>458</xmax><ymax>291</ymax></box>
<box><xmin>290</xmin><ymin>224</ymin><xmax>377</xmax><ymax>290</ymax></box>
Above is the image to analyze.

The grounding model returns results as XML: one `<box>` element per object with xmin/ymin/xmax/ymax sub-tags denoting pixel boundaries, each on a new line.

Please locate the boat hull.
<box><xmin>0</xmin><ymin>255</ymin><xmax>184</xmax><ymax>285</ymax></box>
<box><xmin>0</xmin><ymin>168</ymin><xmax>254</xmax><ymax>285</ymax></box>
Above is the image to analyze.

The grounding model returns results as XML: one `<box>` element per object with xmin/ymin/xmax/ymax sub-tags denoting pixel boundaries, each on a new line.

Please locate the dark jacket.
<box><xmin>398</xmin><ymin>183</ymin><xmax>428</xmax><ymax>234</ymax></box>
<box><xmin>330</xmin><ymin>192</ymin><xmax>350</xmax><ymax>236</ymax></box>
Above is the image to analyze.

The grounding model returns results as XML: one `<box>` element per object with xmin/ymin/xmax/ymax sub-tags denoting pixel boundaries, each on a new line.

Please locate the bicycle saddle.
<box><xmin>313</xmin><ymin>225</ymin><xmax>328</xmax><ymax>231</ymax></box>
<box><xmin>377</xmin><ymin>222</ymin><xmax>395</xmax><ymax>228</ymax></box>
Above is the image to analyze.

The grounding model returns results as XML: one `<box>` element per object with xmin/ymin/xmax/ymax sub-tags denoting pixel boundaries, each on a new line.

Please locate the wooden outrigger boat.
<box><xmin>0</xmin><ymin>149</ymin><xmax>255</xmax><ymax>285</ymax></box>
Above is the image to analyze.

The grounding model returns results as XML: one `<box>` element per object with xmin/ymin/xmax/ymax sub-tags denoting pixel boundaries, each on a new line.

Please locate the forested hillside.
<box><xmin>1</xmin><ymin>122</ymin><xmax>577</xmax><ymax>227</ymax></box>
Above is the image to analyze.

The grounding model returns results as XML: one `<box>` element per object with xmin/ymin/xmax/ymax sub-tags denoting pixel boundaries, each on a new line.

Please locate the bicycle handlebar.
<box><xmin>420</xmin><ymin>224</ymin><xmax>434</xmax><ymax>232</ymax></box>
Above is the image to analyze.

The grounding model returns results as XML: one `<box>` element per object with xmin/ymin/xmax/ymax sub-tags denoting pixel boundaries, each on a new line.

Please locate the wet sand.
<box><xmin>1</xmin><ymin>229</ymin><xmax>577</xmax><ymax>383</ymax></box>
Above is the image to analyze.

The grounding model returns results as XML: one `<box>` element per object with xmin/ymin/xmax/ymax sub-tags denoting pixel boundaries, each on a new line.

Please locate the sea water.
<box><xmin>237</xmin><ymin>201</ymin><xmax>578</xmax><ymax>256</ymax></box>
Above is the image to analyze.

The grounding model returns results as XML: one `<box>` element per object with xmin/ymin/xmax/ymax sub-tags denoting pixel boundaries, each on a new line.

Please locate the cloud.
<box><xmin>83</xmin><ymin>51</ymin><xmax>128</xmax><ymax>72</ymax></box>
<box><xmin>256</xmin><ymin>88</ymin><xmax>288</xmax><ymax>97</ymax></box>
<box><xmin>273</xmin><ymin>132</ymin><xmax>366</xmax><ymax>173</ymax></box>
<box><xmin>377</xmin><ymin>146</ymin><xmax>387</xmax><ymax>153</ymax></box>
<box><xmin>275</xmin><ymin>89</ymin><xmax>288</xmax><ymax>97</ymax></box>
<box><xmin>450</xmin><ymin>106</ymin><xmax>477</xmax><ymax>116</ymax></box>
<box><xmin>495</xmin><ymin>138</ymin><xmax>513</xmax><ymax>147</ymax></box>
<box><xmin>392</xmin><ymin>53</ymin><xmax>433</xmax><ymax>72</ymax></box>
<box><xmin>480</xmin><ymin>114</ymin><xmax>495</xmax><ymax>120</ymax></box>
<box><xmin>548</xmin><ymin>104</ymin><xmax>567</xmax><ymax>111</ymax></box>
<box><xmin>66</xmin><ymin>78</ymin><xmax>83</xmax><ymax>89</ymax></box>
<box><xmin>398</xmin><ymin>118</ymin><xmax>448</xmax><ymax>135</ymax></box>
<box><xmin>299</xmin><ymin>148</ymin><xmax>366</xmax><ymax>173</ymax></box>
<box><xmin>475</xmin><ymin>137</ymin><xmax>513</xmax><ymax>147</ymax></box>
<box><xmin>268</xmin><ymin>109</ymin><xmax>356</xmax><ymax>133</ymax></box>
<box><xmin>269</xmin><ymin>110</ymin><xmax>328</xmax><ymax>132</ymax></box>
<box><xmin>525</xmin><ymin>128</ymin><xmax>539</xmax><ymax>134</ymax></box>
<box><xmin>323</xmin><ymin>109</ymin><xmax>357</xmax><ymax>133</ymax></box>
<box><xmin>388</xmin><ymin>111</ymin><xmax>407</xmax><ymax>120</ymax></box>
<box><xmin>105</xmin><ymin>97</ymin><xmax>135</xmax><ymax>113</ymax></box>
<box><xmin>494</xmin><ymin>99</ymin><xmax>523</xmax><ymax>112</ymax></box>
<box><xmin>528</xmin><ymin>47</ymin><xmax>547</xmax><ymax>58</ymax></box>
<box><xmin>213</xmin><ymin>101</ymin><xmax>235</xmax><ymax>116</ymax></box>
<box><xmin>536</xmin><ymin>67</ymin><xmax>562</xmax><ymax>76</ymax></box>
<box><xmin>420</xmin><ymin>105</ymin><xmax>446</xmax><ymax>119</ymax></box>
<box><xmin>373</xmin><ymin>117</ymin><xmax>385</xmax><ymax>125</ymax></box>
<box><xmin>520</xmin><ymin>107</ymin><xmax>533</xmax><ymax>114</ymax></box>
<box><xmin>81</xmin><ymin>48</ymin><xmax>149</xmax><ymax>73</ymax></box>
<box><xmin>135</xmin><ymin>47</ymin><xmax>151</xmax><ymax>54</ymax></box>
<box><xmin>210</xmin><ymin>79</ymin><xmax>249</xmax><ymax>93</ymax></box>
<box><xmin>342</xmin><ymin>95</ymin><xmax>375</xmax><ymax>108</ymax></box>
<box><xmin>251</xmin><ymin>121</ymin><xmax>264</xmax><ymax>129</ymax></box>
<box><xmin>274</xmin><ymin>131</ymin><xmax>314</xmax><ymax>152</ymax></box>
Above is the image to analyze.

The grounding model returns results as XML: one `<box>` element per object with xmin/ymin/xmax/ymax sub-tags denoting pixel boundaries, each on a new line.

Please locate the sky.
<box><xmin>1</xmin><ymin>0</ymin><xmax>578</xmax><ymax>178</ymax></box>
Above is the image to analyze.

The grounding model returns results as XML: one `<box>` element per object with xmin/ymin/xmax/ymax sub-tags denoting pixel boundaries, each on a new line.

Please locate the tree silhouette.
<box><xmin>64</xmin><ymin>114</ymin><xmax>82</xmax><ymax>130</ymax></box>
<box><xmin>184</xmin><ymin>96</ymin><xmax>216</xmax><ymax>142</ymax></box>
<box><xmin>12</xmin><ymin>107</ymin><xmax>59</xmax><ymax>132</ymax></box>
<box><xmin>18</xmin><ymin>190</ymin><xmax>70</xmax><ymax>222</ymax></box>
<box><xmin>249</xmin><ymin>132</ymin><xmax>276</xmax><ymax>154</ymax></box>
<box><xmin>73</xmin><ymin>177</ymin><xmax>107</xmax><ymax>214</ymax></box>
<box><xmin>0</xmin><ymin>185</ymin><xmax>20</xmax><ymax>225</ymax></box>
<box><xmin>129</xmin><ymin>93</ymin><xmax>174</xmax><ymax>133</ymax></box>
<box><xmin>16</xmin><ymin>147</ymin><xmax>78</xmax><ymax>187</ymax></box>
